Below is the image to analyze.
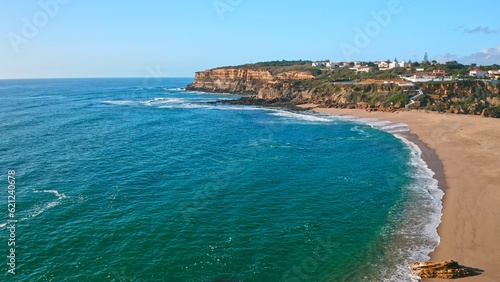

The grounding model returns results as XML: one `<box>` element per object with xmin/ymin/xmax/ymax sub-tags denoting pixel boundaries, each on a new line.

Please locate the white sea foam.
<box><xmin>103</xmin><ymin>97</ymin><xmax>188</xmax><ymax>107</ymax></box>
<box><xmin>269</xmin><ymin>110</ymin><xmax>333</xmax><ymax>122</ymax></box>
<box><xmin>359</xmin><ymin>118</ymin><xmax>408</xmax><ymax>133</ymax></box>
<box><xmin>325</xmin><ymin>113</ymin><xmax>443</xmax><ymax>281</ymax></box>
<box><xmin>183</xmin><ymin>90</ymin><xmax>212</xmax><ymax>95</ymax></box>
<box><xmin>158</xmin><ymin>103</ymin><xmax>266</xmax><ymax>111</ymax></box>
<box><xmin>328</xmin><ymin>115</ymin><xmax>411</xmax><ymax>134</ymax></box>
<box><xmin>102</xmin><ymin>100</ymin><xmax>138</xmax><ymax>106</ymax></box>
<box><xmin>23</xmin><ymin>189</ymin><xmax>68</xmax><ymax>220</ymax></box>
<box><xmin>380</xmin><ymin>123</ymin><xmax>410</xmax><ymax>133</ymax></box>
<box><xmin>399</xmin><ymin>135</ymin><xmax>444</xmax><ymax>231</ymax></box>
<box><xmin>183</xmin><ymin>90</ymin><xmax>236</xmax><ymax>96</ymax></box>
<box><xmin>216</xmin><ymin>104</ymin><xmax>273</xmax><ymax>111</ymax></box>
<box><xmin>386</xmin><ymin>135</ymin><xmax>444</xmax><ymax>281</ymax></box>
<box><xmin>158</xmin><ymin>103</ymin><xmax>212</xmax><ymax>109</ymax></box>
<box><xmin>153</xmin><ymin>97</ymin><xmax>181</xmax><ymax>102</ymax></box>
<box><xmin>103</xmin><ymin>96</ymin><xmax>269</xmax><ymax>111</ymax></box>
<box><xmin>0</xmin><ymin>189</ymin><xmax>68</xmax><ymax>227</ymax></box>
<box><xmin>350</xmin><ymin>125</ymin><xmax>369</xmax><ymax>136</ymax></box>
<box><xmin>36</xmin><ymin>189</ymin><xmax>67</xmax><ymax>199</ymax></box>
<box><xmin>141</xmin><ymin>97</ymin><xmax>186</xmax><ymax>106</ymax></box>
<box><xmin>25</xmin><ymin>201</ymin><xmax>61</xmax><ymax>219</ymax></box>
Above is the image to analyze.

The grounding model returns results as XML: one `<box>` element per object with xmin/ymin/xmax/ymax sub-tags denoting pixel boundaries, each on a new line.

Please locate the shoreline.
<box><xmin>399</xmin><ymin>131</ymin><xmax>447</xmax><ymax>194</ymax></box>
<box><xmin>312</xmin><ymin>107</ymin><xmax>500</xmax><ymax>281</ymax></box>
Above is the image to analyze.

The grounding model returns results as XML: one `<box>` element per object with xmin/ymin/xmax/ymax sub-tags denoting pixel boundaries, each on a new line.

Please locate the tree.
<box><xmin>445</xmin><ymin>61</ymin><xmax>464</xmax><ymax>70</ymax></box>
<box><xmin>394</xmin><ymin>57</ymin><xmax>398</xmax><ymax>63</ymax></box>
<box><xmin>423</xmin><ymin>52</ymin><xmax>429</xmax><ymax>64</ymax></box>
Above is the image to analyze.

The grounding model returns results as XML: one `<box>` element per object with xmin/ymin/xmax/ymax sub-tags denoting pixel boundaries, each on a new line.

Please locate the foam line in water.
<box><xmin>388</xmin><ymin>135</ymin><xmax>444</xmax><ymax>280</ymax></box>
<box><xmin>334</xmin><ymin>114</ymin><xmax>443</xmax><ymax>280</ymax></box>
<box><xmin>141</xmin><ymin>98</ymin><xmax>187</xmax><ymax>106</ymax></box>
<box><xmin>0</xmin><ymin>189</ymin><xmax>68</xmax><ymax>227</ymax></box>
<box><xmin>25</xmin><ymin>201</ymin><xmax>61</xmax><ymax>219</ymax></box>
<box><xmin>102</xmin><ymin>100</ymin><xmax>137</xmax><ymax>106</ymax></box>
<box><xmin>35</xmin><ymin>189</ymin><xmax>67</xmax><ymax>199</ymax></box>
<box><xmin>182</xmin><ymin>90</ymin><xmax>238</xmax><ymax>96</ymax></box>
<box><xmin>23</xmin><ymin>190</ymin><xmax>68</xmax><ymax>220</ymax></box>
<box><xmin>328</xmin><ymin>115</ymin><xmax>411</xmax><ymax>134</ymax></box>
<box><xmin>158</xmin><ymin>103</ymin><xmax>212</xmax><ymax>109</ymax></box>
<box><xmin>269</xmin><ymin>110</ymin><xmax>334</xmax><ymax>122</ymax></box>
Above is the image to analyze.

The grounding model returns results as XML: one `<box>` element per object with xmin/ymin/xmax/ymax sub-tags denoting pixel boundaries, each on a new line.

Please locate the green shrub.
<box><xmin>387</xmin><ymin>93</ymin><xmax>410</xmax><ymax>104</ymax></box>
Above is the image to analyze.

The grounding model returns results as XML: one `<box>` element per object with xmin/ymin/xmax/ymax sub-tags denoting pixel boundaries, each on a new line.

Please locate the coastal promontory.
<box><xmin>187</xmin><ymin>60</ymin><xmax>500</xmax><ymax>117</ymax></box>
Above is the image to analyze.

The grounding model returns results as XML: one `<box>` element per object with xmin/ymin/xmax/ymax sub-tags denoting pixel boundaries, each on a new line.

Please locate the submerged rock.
<box><xmin>410</xmin><ymin>260</ymin><xmax>477</xmax><ymax>279</ymax></box>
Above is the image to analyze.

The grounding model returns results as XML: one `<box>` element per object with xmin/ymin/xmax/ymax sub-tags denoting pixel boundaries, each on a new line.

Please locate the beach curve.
<box><xmin>312</xmin><ymin>107</ymin><xmax>500</xmax><ymax>282</ymax></box>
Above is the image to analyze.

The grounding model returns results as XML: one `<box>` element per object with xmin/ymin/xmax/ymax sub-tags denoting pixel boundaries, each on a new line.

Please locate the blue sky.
<box><xmin>1</xmin><ymin>0</ymin><xmax>499</xmax><ymax>78</ymax></box>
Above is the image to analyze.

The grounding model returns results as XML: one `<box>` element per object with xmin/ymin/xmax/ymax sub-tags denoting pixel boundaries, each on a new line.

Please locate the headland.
<box><xmin>187</xmin><ymin>60</ymin><xmax>500</xmax><ymax>280</ymax></box>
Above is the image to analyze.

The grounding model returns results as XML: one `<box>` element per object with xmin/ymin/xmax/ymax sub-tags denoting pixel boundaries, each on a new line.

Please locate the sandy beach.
<box><xmin>313</xmin><ymin>108</ymin><xmax>500</xmax><ymax>281</ymax></box>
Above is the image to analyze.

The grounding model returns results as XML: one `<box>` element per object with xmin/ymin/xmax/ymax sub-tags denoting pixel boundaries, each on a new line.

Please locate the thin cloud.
<box><xmin>464</xmin><ymin>26</ymin><xmax>500</xmax><ymax>34</ymax></box>
<box><xmin>436</xmin><ymin>46</ymin><xmax>500</xmax><ymax>65</ymax></box>
<box><xmin>435</xmin><ymin>53</ymin><xmax>459</xmax><ymax>63</ymax></box>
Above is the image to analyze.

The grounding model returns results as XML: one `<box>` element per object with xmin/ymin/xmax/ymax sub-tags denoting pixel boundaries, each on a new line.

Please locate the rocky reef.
<box><xmin>409</xmin><ymin>260</ymin><xmax>480</xmax><ymax>279</ymax></box>
<box><xmin>187</xmin><ymin>67</ymin><xmax>500</xmax><ymax>118</ymax></box>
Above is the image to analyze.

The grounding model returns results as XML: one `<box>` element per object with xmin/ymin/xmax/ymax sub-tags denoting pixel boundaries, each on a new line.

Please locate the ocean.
<box><xmin>0</xmin><ymin>78</ymin><xmax>443</xmax><ymax>281</ymax></box>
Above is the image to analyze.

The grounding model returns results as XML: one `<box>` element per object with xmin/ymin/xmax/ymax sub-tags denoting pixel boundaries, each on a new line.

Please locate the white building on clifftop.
<box><xmin>401</xmin><ymin>74</ymin><xmax>453</xmax><ymax>83</ymax></box>
<box><xmin>469</xmin><ymin>69</ymin><xmax>487</xmax><ymax>77</ymax></box>
<box><xmin>378</xmin><ymin>61</ymin><xmax>407</xmax><ymax>70</ymax></box>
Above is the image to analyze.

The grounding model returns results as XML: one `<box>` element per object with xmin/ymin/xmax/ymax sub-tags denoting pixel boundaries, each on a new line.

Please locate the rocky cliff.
<box><xmin>187</xmin><ymin>68</ymin><xmax>500</xmax><ymax>117</ymax></box>
<box><xmin>186</xmin><ymin>68</ymin><xmax>313</xmax><ymax>95</ymax></box>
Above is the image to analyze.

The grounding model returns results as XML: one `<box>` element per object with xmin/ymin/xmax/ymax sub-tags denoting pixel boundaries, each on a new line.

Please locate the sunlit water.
<box><xmin>0</xmin><ymin>78</ymin><xmax>442</xmax><ymax>281</ymax></box>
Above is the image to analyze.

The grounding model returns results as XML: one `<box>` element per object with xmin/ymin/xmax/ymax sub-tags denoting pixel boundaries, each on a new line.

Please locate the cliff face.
<box><xmin>421</xmin><ymin>80</ymin><xmax>500</xmax><ymax>97</ymax></box>
<box><xmin>187</xmin><ymin>67</ymin><xmax>500</xmax><ymax>117</ymax></box>
<box><xmin>186</xmin><ymin>68</ymin><xmax>312</xmax><ymax>94</ymax></box>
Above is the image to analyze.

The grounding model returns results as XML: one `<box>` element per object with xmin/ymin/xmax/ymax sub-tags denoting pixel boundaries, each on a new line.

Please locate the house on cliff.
<box><xmin>401</xmin><ymin>73</ymin><xmax>453</xmax><ymax>83</ymax></box>
<box><xmin>488</xmin><ymin>70</ymin><xmax>500</xmax><ymax>78</ymax></box>
<box><xmin>469</xmin><ymin>69</ymin><xmax>487</xmax><ymax>77</ymax></box>
<box><xmin>378</xmin><ymin>61</ymin><xmax>407</xmax><ymax>70</ymax></box>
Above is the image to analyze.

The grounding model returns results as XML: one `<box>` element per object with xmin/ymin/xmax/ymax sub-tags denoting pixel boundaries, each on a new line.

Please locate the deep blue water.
<box><xmin>0</xmin><ymin>78</ymin><xmax>442</xmax><ymax>281</ymax></box>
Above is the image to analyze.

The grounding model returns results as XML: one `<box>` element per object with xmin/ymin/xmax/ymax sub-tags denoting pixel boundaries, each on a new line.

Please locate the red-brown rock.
<box><xmin>409</xmin><ymin>260</ymin><xmax>476</xmax><ymax>279</ymax></box>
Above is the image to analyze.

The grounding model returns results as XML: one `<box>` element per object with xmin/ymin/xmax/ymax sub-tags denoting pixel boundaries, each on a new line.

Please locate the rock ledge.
<box><xmin>410</xmin><ymin>260</ymin><xmax>478</xmax><ymax>279</ymax></box>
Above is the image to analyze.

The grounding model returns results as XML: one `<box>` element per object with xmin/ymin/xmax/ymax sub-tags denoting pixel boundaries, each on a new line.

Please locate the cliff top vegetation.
<box><xmin>215</xmin><ymin>60</ymin><xmax>500</xmax><ymax>82</ymax></box>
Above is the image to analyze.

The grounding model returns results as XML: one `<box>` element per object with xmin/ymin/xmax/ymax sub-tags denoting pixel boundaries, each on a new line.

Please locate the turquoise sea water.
<box><xmin>0</xmin><ymin>78</ymin><xmax>442</xmax><ymax>281</ymax></box>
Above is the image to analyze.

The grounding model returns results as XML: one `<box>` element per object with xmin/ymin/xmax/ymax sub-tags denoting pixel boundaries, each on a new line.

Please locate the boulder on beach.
<box><xmin>409</xmin><ymin>260</ymin><xmax>479</xmax><ymax>279</ymax></box>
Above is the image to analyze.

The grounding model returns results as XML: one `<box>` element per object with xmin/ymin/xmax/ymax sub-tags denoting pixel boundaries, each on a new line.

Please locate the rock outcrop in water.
<box><xmin>409</xmin><ymin>260</ymin><xmax>479</xmax><ymax>279</ymax></box>
<box><xmin>187</xmin><ymin>65</ymin><xmax>500</xmax><ymax>118</ymax></box>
